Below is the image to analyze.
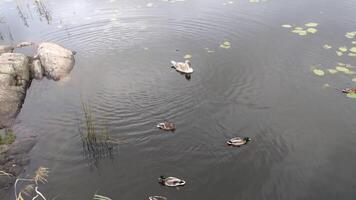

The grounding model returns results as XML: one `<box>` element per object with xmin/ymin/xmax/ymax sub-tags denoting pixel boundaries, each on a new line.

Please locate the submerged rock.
<box><xmin>30</xmin><ymin>59</ymin><xmax>44</xmax><ymax>80</ymax></box>
<box><xmin>0</xmin><ymin>53</ymin><xmax>30</xmax><ymax>129</ymax></box>
<box><xmin>0</xmin><ymin>45</ymin><xmax>14</xmax><ymax>55</ymax></box>
<box><xmin>16</xmin><ymin>41</ymin><xmax>34</xmax><ymax>48</ymax></box>
<box><xmin>36</xmin><ymin>42</ymin><xmax>75</xmax><ymax>81</ymax></box>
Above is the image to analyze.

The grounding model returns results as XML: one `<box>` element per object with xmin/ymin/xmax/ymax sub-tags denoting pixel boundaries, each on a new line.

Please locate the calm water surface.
<box><xmin>1</xmin><ymin>0</ymin><xmax>356</xmax><ymax>199</ymax></box>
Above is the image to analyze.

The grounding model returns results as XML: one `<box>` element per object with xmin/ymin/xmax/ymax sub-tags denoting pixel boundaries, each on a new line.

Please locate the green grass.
<box><xmin>0</xmin><ymin>128</ymin><xmax>16</xmax><ymax>145</ymax></box>
<box><xmin>79</xmin><ymin>101</ymin><xmax>118</xmax><ymax>160</ymax></box>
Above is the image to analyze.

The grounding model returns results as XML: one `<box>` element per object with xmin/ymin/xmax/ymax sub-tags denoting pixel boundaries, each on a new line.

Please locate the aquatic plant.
<box><xmin>0</xmin><ymin>128</ymin><xmax>16</xmax><ymax>145</ymax></box>
<box><xmin>79</xmin><ymin>102</ymin><xmax>119</xmax><ymax>162</ymax></box>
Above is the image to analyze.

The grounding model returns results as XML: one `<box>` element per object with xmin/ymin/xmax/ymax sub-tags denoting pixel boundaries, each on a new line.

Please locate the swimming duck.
<box><xmin>227</xmin><ymin>137</ymin><xmax>251</xmax><ymax>147</ymax></box>
<box><xmin>171</xmin><ymin>60</ymin><xmax>194</xmax><ymax>74</ymax></box>
<box><xmin>157</xmin><ymin>122</ymin><xmax>175</xmax><ymax>131</ymax></box>
<box><xmin>158</xmin><ymin>176</ymin><xmax>186</xmax><ymax>187</ymax></box>
<box><xmin>149</xmin><ymin>196</ymin><xmax>167</xmax><ymax>200</ymax></box>
<box><xmin>342</xmin><ymin>88</ymin><xmax>356</xmax><ymax>93</ymax></box>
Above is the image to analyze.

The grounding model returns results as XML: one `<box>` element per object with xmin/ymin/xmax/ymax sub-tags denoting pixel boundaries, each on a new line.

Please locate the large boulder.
<box><xmin>30</xmin><ymin>59</ymin><xmax>44</xmax><ymax>80</ymax></box>
<box><xmin>0</xmin><ymin>53</ymin><xmax>30</xmax><ymax>129</ymax></box>
<box><xmin>0</xmin><ymin>45</ymin><xmax>14</xmax><ymax>55</ymax></box>
<box><xmin>36</xmin><ymin>42</ymin><xmax>75</xmax><ymax>81</ymax></box>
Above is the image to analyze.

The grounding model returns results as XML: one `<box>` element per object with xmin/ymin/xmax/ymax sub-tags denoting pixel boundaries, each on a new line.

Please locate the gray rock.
<box><xmin>30</xmin><ymin>59</ymin><xmax>44</xmax><ymax>80</ymax></box>
<box><xmin>36</xmin><ymin>42</ymin><xmax>75</xmax><ymax>81</ymax></box>
<box><xmin>0</xmin><ymin>53</ymin><xmax>30</xmax><ymax>129</ymax></box>
<box><xmin>0</xmin><ymin>45</ymin><xmax>14</xmax><ymax>55</ymax></box>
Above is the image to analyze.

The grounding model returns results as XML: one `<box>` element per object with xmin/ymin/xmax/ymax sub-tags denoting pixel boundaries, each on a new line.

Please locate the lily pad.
<box><xmin>336</xmin><ymin>51</ymin><xmax>343</xmax><ymax>56</ymax></box>
<box><xmin>220</xmin><ymin>41</ymin><xmax>231</xmax><ymax>49</ymax></box>
<box><xmin>282</xmin><ymin>24</ymin><xmax>292</xmax><ymax>28</ymax></box>
<box><xmin>184</xmin><ymin>54</ymin><xmax>192</xmax><ymax>59</ymax></box>
<box><xmin>346</xmin><ymin>92</ymin><xmax>356</xmax><ymax>99</ymax></box>
<box><xmin>323</xmin><ymin>44</ymin><xmax>332</xmax><ymax>49</ymax></box>
<box><xmin>305</xmin><ymin>22</ymin><xmax>318</xmax><ymax>27</ymax></box>
<box><xmin>336</xmin><ymin>66</ymin><xmax>350</xmax><ymax>73</ymax></box>
<box><xmin>313</xmin><ymin>69</ymin><xmax>325</xmax><ymax>76</ymax></box>
<box><xmin>306</xmin><ymin>28</ymin><xmax>317</xmax><ymax>34</ymax></box>
<box><xmin>339</xmin><ymin>46</ymin><xmax>348</xmax><ymax>52</ymax></box>
<box><xmin>350</xmin><ymin>47</ymin><xmax>356</xmax><ymax>53</ymax></box>
<box><xmin>345</xmin><ymin>32</ymin><xmax>356</xmax><ymax>39</ymax></box>
<box><xmin>327</xmin><ymin>69</ymin><xmax>338</xmax><ymax>74</ymax></box>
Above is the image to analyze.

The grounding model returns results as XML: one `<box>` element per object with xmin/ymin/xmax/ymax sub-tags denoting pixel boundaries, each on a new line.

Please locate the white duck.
<box><xmin>171</xmin><ymin>60</ymin><xmax>194</xmax><ymax>74</ymax></box>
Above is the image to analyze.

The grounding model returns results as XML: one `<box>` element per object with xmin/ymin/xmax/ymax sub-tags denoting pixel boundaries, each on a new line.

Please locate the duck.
<box><xmin>171</xmin><ymin>60</ymin><xmax>194</xmax><ymax>74</ymax></box>
<box><xmin>149</xmin><ymin>196</ymin><xmax>167</xmax><ymax>200</ymax></box>
<box><xmin>342</xmin><ymin>88</ymin><xmax>356</xmax><ymax>93</ymax></box>
<box><xmin>227</xmin><ymin>137</ymin><xmax>251</xmax><ymax>147</ymax></box>
<box><xmin>157</xmin><ymin>122</ymin><xmax>175</xmax><ymax>131</ymax></box>
<box><xmin>158</xmin><ymin>176</ymin><xmax>186</xmax><ymax>187</ymax></box>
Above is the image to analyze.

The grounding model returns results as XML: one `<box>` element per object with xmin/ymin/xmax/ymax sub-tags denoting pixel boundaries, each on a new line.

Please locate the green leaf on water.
<box><xmin>323</xmin><ymin>44</ymin><xmax>332</xmax><ymax>49</ymax></box>
<box><xmin>352</xmin><ymin>41</ymin><xmax>356</xmax><ymax>44</ymax></box>
<box><xmin>184</xmin><ymin>54</ymin><xmax>192</xmax><ymax>59</ymax></box>
<box><xmin>282</xmin><ymin>24</ymin><xmax>292</xmax><ymax>28</ymax></box>
<box><xmin>346</xmin><ymin>92</ymin><xmax>356</xmax><ymax>99</ymax></box>
<box><xmin>337</xmin><ymin>62</ymin><xmax>346</xmax><ymax>66</ymax></box>
<box><xmin>305</xmin><ymin>22</ymin><xmax>318</xmax><ymax>27</ymax></box>
<box><xmin>294</xmin><ymin>27</ymin><xmax>303</xmax><ymax>30</ymax></box>
<box><xmin>349</xmin><ymin>47</ymin><xmax>356</xmax><ymax>53</ymax></box>
<box><xmin>352</xmin><ymin>78</ymin><xmax>356</xmax><ymax>82</ymax></box>
<box><xmin>220</xmin><ymin>41</ymin><xmax>231</xmax><ymax>49</ymax></box>
<box><xmin>313</xmin><ymin>69</ymin><xmax>325</xmax><ymax>76</ymax></box>
<box><xmin>327</xmin><ymin>69</ymin><xmax>338</xmax><ymax>74</ymax></box>
<box><xmin>339</xmin><ymin>46</ymin><xmax>348</xmax><ymax>52</ymax></box>
<box><xmin>336</xmin><ymin>51</ymin><xmax>343</xmax><ymax>56</ymax></box>
<box><xmin>345</xmin><ymin>32</ymin><xmax>356</xmax><ymax>39</ymax></box>
<box><xmin>348</xmin><ymin>53</ymin><xmax>356</xmax><ymax>57</ymax></box>
<box><xmin>336</xmin><ymin>66</ymin><xmax>350</xmax><ymax>73</ymax></box>
<box><xmin>306</xmin><ymin>28</ymin><xmax>317</xmax><ymax>34</ymax></box>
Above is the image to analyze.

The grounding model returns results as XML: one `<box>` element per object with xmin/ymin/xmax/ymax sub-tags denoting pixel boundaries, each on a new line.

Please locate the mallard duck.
<box><xmin>171</xmin><ymin>60</ymin><xmax>194</xmax><ymax>74</ymax></box>
<box><xmin>157</xmin><ymin>122</ymin><xmax>175</xmax><ymax>131</ymax></box>
<box><xmin>227</xmin><ymin>137</ymin><xmax>251</xmax><ymax>147</ymax></box>
<box><xmin>149</xmin><ymin>196</ymin><xmax>167</xmax><ymax>200</ymax></box>
<box><xmin>342</xmin><ymin>88</ymin><xmax>356</xmax><ymax>93</ymax></box>
<box><xmin>158</xmin><ymin>176</ymin><xmax>186</xmax><ymax>187</ymax></box>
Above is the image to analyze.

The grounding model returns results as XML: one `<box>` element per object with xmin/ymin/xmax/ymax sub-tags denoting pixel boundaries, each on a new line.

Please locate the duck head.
<box><xmin>244</xmin><ymin>137</ymin><xmax>251</xmax><ymax>143</ymax></box>
<box><xmin>342</xmin><ymin>88</ymin><xmax>352</xmax><ymax>93</ymax></box>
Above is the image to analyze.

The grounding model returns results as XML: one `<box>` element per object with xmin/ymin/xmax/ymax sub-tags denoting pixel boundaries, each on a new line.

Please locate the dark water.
<box><xmin>1</xmin><ymin>0</ymin><xmax>356</xmax><ymax>199</ymax></box>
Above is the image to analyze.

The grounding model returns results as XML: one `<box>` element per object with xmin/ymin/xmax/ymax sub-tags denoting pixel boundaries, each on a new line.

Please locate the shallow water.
<box><xmin>1</xmin><ymin>0</ymin><xmax>356</xmax><ymax>199</ymax></box>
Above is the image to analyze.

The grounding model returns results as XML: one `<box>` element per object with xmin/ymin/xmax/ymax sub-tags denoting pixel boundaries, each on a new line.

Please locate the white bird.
<box><xmin>171</xmin><ymin>60</ymin><xmax>194</xmax><ymax>74</ymax></box>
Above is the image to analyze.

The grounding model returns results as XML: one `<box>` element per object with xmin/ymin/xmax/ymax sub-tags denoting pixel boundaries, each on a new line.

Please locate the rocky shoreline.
<box><xmin>0</xmin><ymin>42</ymin><xmax>76</xmax><ymax>195</ymax></box>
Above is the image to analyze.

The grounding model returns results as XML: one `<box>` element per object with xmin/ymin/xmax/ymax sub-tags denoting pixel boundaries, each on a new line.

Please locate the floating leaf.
<box><xmin>327</xmin><ymin>69</ymin><xmax>338</xmax><ymax>74</ymax></box>
<box><xmin>305</xmin><ymin>22</ymin><xmax>318</xmax><ymax>27</ymax></box>
<box><xmin>220</xmin><ymin>41</ymin><xmax>231</xmax><ymax>49</ymax></box>
<box><xmin>336</xmin><ymin>66</ymin><xmax>350</xmax><ymax>73</ymax></box>
<box><xmin>349</xmin><ymin>53</ymin><xmax>356</xmax><ymax>57</ymax></box>
<box><xmin>339</xmin><ymin>46</ymin><xmax>348</xmax><ymax>52</ymax></box>
<box><xmin>352</xmin><ymin>41</ymin><xmax>356</xmax><ymax>44</ymax></box>
<box><xmin>323</xmin><ymin>44</ymin><xmax>332</xmax><ymax>49</ymax></box>
<box><xmin>345</xmin><ymin>31</ymin><xmax>356</xmax><ymax>39</ymax></box>
<box><xmin>337</xmin><ymin>62</ymin><xmax>346</xmax><ymax>66</ymax></box>
<box><xmin>282</xmin><ymin>24</ymin><xmax>292</xmax><ymax>28</ymax></box>
<box><xmin>345</xmin><ymin>70</ymin><xmax>356</xmax><ymax>75</ymax></box>
<box><xmin>294</xmin><ymin>27</ymin><xmax>303</xmax><ymax>30</ymax></box>
<box><xmin>184</xmin><ymin>54</ymin><xmax>192</xmax><ymax>59</ymax></box>
<box><xmin>313</xmin><ymin>69</ymin><xmax>325</xmax><ymax>76</ymax></box>
<box><xmin>352</xmin><ymin>78</ymin><xmax>356</xmax><ymax>82</ymax></box>
<box><xmin>336</xmin><ymin>51</ymin><xmax>343</xmax><ymax>56</ymax></box>
<box><xmin>350</xmin><ymin>47</ymin><xmax>356</xmax><ymax>53</ymax></box>
<box><xmin>306</xmin><ymin>28</ymin><xmax>317</xmax><ymax>34</ymax></box>
<box><xmin>346</xmin><ymin>92</ymin><xmax>356</xmax><ymax>99</ymax></box>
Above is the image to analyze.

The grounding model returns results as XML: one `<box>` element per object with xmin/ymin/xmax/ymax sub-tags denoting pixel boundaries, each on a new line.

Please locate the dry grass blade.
<box><xmin>93</xmin><ymin>194</ymin><xmax>112</xmax><ymax>200</ymax></box>
<box><xmin>0</xmin><ymin>170</ymin><xmax>13</xmax><ymax>177</ymax></box>
<box><xmin>33</xmin><ymin>167</ymin><xmax>49</xmax><ymax>184</ymax></box>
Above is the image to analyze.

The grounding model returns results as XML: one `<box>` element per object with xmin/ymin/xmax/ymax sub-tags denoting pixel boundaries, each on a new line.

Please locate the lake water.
<box><xmin>1</xmin><ymin>0</ymin><xmax>356</xmax><ymax>199</ymax></box>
